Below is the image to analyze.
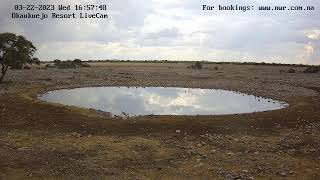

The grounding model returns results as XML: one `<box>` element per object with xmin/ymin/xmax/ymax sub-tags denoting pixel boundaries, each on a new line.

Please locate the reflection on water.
<box><xmin>38</xmin><ymin>87</ymin><xmax>288</xmax><ymax>116</ymax></box>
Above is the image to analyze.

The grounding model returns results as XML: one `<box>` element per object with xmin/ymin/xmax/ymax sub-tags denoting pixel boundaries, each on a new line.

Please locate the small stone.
<box><xmin>176</xmin><ymin>130</ymin><xmax>181</xmax><ymax>133</ymax></box>
<box><xmin>241</xmin><ymin>169</ymin><xmax>249</xmax><ymax>173</ymax></box>
<box><xmin>254</xmin><ymin>151</ymin><xmax>259</xmax><ymax>155</ymax></box>
<box><xmin>227</xmin><ymin>152</ymin><xmax>234</xmax><ymax>156</ymax></box>
<box><xmin>210</xmin><ymin>149</ymin><xmax>216</xmax><ymax>153</ymax></box>
<box><xmin>280</xmin><ymin>172</ymin><xmax>287</xmax><ymax>177</ymax></box>
<box><xmin>201</xmin><ymin>154</ymin><xmax>208</xmax><ymax>159</ymax></box>
<box><xmin>195</xmin><ymin>163</ymin><xmax>204</xmax><ymax>167</ymax></box>
<box><xmin>17</xmin><ymin>147</ymin><xmax>29</xmax><ymax>151</ymax></box>
<box><xmin>88</xmin><ymin>134</ymin><xmax>93</xmax><ymax>138</ymax></box>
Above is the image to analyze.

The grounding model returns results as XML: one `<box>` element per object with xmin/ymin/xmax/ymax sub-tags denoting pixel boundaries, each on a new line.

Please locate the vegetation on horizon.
<box><xmin>52</xmin><ymin>59</ymin><xmax>316</xmax><ymax>68</ymax></box>
<box><xmin>188</xmin><ymin>61</ymin><xmax>203</xmax><ymax>69</ymax></box>
<box><xmin>52</xmin><ymin>59</ymin><xmax>91</xmax><ymax>69</ymax></box>
<box><xmin>303</xmin><ymin>66</ymin><xmax>320</xmax><ymax>73</ymax></box>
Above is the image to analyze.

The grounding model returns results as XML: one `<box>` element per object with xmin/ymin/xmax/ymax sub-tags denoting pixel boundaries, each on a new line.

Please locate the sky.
<box><xmin>0</xmin><ymin>0</ymin><xmax>319</xmax><ymax>64</ymax></box>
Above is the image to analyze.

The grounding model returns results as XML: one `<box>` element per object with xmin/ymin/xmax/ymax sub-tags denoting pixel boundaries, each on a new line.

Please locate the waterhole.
<box><xmin>38</xmin><ymin>87</ymin><xmax>288</xmax><ymax>116</ymax></box>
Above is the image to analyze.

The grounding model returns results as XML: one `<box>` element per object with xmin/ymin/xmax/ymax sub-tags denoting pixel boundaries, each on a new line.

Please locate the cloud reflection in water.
<box><xmin>39</xmin><ymin>87</ymin><xmax>288</xmax><ymax>116</ymax></box>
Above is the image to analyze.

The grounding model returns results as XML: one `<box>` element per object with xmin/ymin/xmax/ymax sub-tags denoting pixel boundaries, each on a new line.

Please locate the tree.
<box><xmin>194</xmin><ymin>61</ymin><xmax>203</xmax><ymax>69</ymax></box>
<box><xmin>73</xmin><ymin>59</ymin><xmax>82</xmax><ymax>67</ymax></box>
<box><xmin>32</xmin><ymin>57</ymin><xmax>41</xmax><ymax>65</ymax></box>
<box><xmin>53</xmin><ymin>59</ymin><xmax>61</xmax><ymax>66</ymax></box>
<box><xmin>0</xmin><ymin>33</ymin><xmax>37</xmax><ymax>82</ymax></box>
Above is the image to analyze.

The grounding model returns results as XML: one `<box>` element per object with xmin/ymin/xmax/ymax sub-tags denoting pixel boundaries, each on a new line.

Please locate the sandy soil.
<box><xmin>0</xmin><ymin>62</ymin><xmax>320</xmax><ymax>179</ymax></box>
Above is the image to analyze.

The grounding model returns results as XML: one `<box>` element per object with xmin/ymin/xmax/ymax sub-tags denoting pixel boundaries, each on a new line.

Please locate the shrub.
<box><xmin>32</xmin><ymin>58</ymin><xmax>41</xmax><ymax>65</ymax></box>
<box><xmin>53</xmin><ymin>59</ymin><xmax>61</xmax><ymax>65</ymax></box>
<box><xmin>189</xmin><ymin>61</ymin><xmax>203</xmax><ymax>69</ymax></box>
<box><xmin>287</xmin><ymin>68</ymin><xmax>296</xmax><ymax>73</ymax></box>
<box><xmin>10</xmin><ymin>63</ymin><xmax>23</xmax><ymax>70</ymax></box>
<box><xmin>23</xmin><ymin>65</ymin><xmax>31</xmax><ymax>69</ymax></box>
<box><xmin>303</xmin><ymin>66</ymin><xmax>320</xmax><ymax>73</ymax></box>
<box><xmin>45</xmin><ymin>64</ymin><xmax>55</xmax><ymax>68</ymax></box>
<box><xmin>82</xmin><ymin>63</ymin><xmax>91</xmax><ymax>68</ymax></box>
<box><xmin>57</xmin><ymin>61</ymin><xmax>76</xmax><ymax>69</ymax></box>
<box><xmin>194</xmin><ymin>61</ymin><xmax>203</xmax><ymax>69</ymax></box>
<box><xmin>73</xmin><ymin>59</ymin><xmax>82</xmax><ymax>67</ymax></box>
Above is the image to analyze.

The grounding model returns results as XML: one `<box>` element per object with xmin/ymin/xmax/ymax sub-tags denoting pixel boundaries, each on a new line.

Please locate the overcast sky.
<box><xmin>0</xmin><ymin>0</ymin><xmax>319</xmax><ymax>64</ymax></box>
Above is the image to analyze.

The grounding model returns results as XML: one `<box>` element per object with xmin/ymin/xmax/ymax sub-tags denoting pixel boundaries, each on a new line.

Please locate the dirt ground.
<box><xmin>0</xmin><ymin>62</ymin><xmax>320</xmax><ymax>179</ymax></box>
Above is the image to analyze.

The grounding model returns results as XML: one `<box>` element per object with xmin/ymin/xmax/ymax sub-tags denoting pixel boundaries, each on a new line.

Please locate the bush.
<box><xmin>82</xmin><ymin>63</ymin><xmax>91</xmax><ymax>68</ymax></box>
<box><xmin>303</xmin><ymin>66</ymin><xmax>320</xmax><ymax>73</ymax></box>
<box><xmin>73</xmin><ymin>59</ymin><xmax>82</xmax><ymax>67</ymax></box>
<box><xmin>45</xmin><ymin>64</ymin><xmax>55</xmax><ymax>68</ymax></box>
<box><xmin>32</xmin><ymin>58</ymin><xmax>41</xmax><ymax>65</ymax></box>
<box><xmin>189</xmin><ymin>61</ymin><xmax>203</xmax><ymax>69</ymax></box>
<box><xmin>194</xmin><ymin>61</ymin><xmax>203</xmax><ymax>69</ymax></box>
<box><xmin>57</xmin><ymin>61</ymin><xmax>76</xmax><ymax>69</ymax></box>
<box><xmin>23</xmin><ymin>65</ymin><xmax>31</xmax><ymax>69</ymax></box>
<box><xmin>53</xmin><ymin>59</ymin><xmax>61</xmax><ymax>65</ymax></box>
<box><xmin>287</xmin><ymin>68</ymin><xmax>296</xmax><ymax>73</ymax></box>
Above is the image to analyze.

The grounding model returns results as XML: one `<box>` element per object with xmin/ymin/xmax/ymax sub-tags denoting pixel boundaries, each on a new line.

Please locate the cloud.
<box><xmin>305</xmin><ymin>30</ymin><xmax>320</xmax><ymax>40</ymax></box>
<box><xmin>0</xmin><ymin>0</ymin><xmax>319</xmax><ymax>64</ymax></box>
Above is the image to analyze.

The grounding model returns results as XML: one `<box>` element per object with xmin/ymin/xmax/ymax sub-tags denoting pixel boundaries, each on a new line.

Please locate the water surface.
<box><xmin>39</xmin><ymin>87</ymin><xmax>288</xmax><ymax>116</ymax></box>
